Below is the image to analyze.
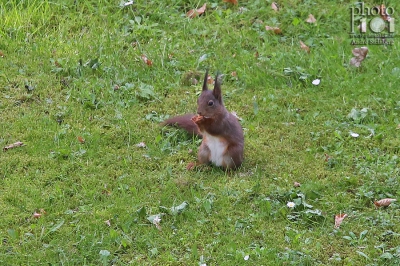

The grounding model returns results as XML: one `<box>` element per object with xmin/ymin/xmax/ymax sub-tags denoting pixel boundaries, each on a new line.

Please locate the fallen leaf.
<box><xmin>147</xmin><ymin>214</ymin><xmax>162</xmax><ymax>230</ymax></box>
<box><xmin>141</xmin><ymin>54</ymin><xmax>153</xmax><ymax>66</ymax></box>
<box><xmin>350</xmin><ymin>132</ymin><xmax>359</xmax><ymax>138</ymax></box>
<box><xmin>231</xmin><ymin>71</ymin><xmax>237</xmax><ymax>77</ymax></box>
<box><xmin>3</xmin><ymin>141</ymin><xmax>24</xmax><ymax>151</ymax></box>
<box><xmin>299</xmin><ymin>40</ymin><xmax>310</xmax><ymax>53</ymax></box>
<box><xmin>77</xmin><ymin>136</ymin><xmax>85</xmax><ymax>143</ymax></box>
<box><xmin>187</xmin><ymin>3</ymin><xmax>207</xmax><ymax>18</ymax></box>
<box><xmin>282</xmin><ymin>122</ymin><xmax>295</xmax><ymax>126</ymax></box>
<box><xmin>121</xmin><ymin>1</ymin><xmax>134</xmax><ymax>7</ymax></box>
<box><xmin>306</xmin><ymin>14</ymin><xmax>316</xmax><ymax>23</ymax></box>
<box><xmin>334</xmin><ymin>213</ymin><xmax>347</xmax><ymax>228</ymax></box>
<box><xmin>396</xmin><ymin>124</ymin><xmax>400</xmax><ymax>130</ymax></box>
<box><xmin>294</xmin><ymin>182</ymin><xmax>301</xmax><ymax>187</ymax></box>
<box><xmin>207</xmin><ymin>75</ymin><xmax>214</xmax><ymax>84</ymax></box>
<box><xmin>102</xmin><ymin>189</ymin><xmax>111</xmax><ymax>196</ymax></box>
<box><xmin>224</xmin><ymin>0</ymin><xmax>238</xmax><ymax>4</ymax></box>
<box><xmin>136</xmin><ymin>142</ymin><xmax>146</xmax><ymax>148</ymax></box>
<box><xmin>374</xmin><ymin>198</ymin><xmax>396</xmax><ymax>208</ymax></box>
<box><xmin>349</xmin><ymin>47</ymin><xmax>368</xmax><ymax>67</ymax></box>
<box><xmin>33</xmin><ymin>208</ymin><xmax>46</xmax><ymax>219</ymax></box>
<box><xmin>312</xmin><ymin>79</ymin><xmax>320</xmax><ymax>85</ymax></box>
<box><xmin>104</xmin><ymin>220</ymin><xmax>111</xmax><ymax>227</ymax></box>
<box><xmin>254</xmin><ymin>51</ymin><xmax>259</xmax><ymax>58</ymax></box>
<box><xmin>271</xmin><ymin>2</ymin><xmax>279</xmax><ymax>11</ymax></box>
<box><xmin>265</xmin><ymin>25</ymin><xmax>282</xmax><ymax>34</ymax></box>
<box><xmin>160</xmin><ymin>201</ymin><xmax>189</xmax><ymax>216</ymax></box>
<box><xmin>0</xmin><ymin>51</ymin><xmax>5</xmax><ymax>57</ymax></box>
<box><xmin>324</xmin><ymin>153</ymin><xmax>331</xmax><ymax>162</ymax></box>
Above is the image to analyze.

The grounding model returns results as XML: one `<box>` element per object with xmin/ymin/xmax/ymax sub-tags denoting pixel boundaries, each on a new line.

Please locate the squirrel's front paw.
<box><xmin>191</xmin><ymin>115</ymin><xmax>204</xmax><ymax>123</ymax></box>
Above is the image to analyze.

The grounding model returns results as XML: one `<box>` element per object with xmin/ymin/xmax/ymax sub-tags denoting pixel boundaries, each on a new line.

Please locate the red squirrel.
<box><xmin>163</xmin><ymin>70</ymin><xmax>244</xmax><ymax>169</ymax></box>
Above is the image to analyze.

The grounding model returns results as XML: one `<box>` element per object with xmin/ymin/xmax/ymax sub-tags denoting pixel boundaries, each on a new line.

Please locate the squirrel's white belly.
<box><xmin>202</xmin><ymin>132</ymin><xmax>227</xmax><ymax>166</ymax></box>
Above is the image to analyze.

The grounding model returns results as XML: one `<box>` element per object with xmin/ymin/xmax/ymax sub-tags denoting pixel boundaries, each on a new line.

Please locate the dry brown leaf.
<box><xmin>224</xmin><ymin>0</ymin><xmax>238</xmax><ymax>4</ymax></box>
<box><xmin>374</xmin><ymin>198</ymin><xmax>396</xmax><ymax>208</ymax></box>
<box><xmin>77</xmin><ymin>136</ymin><xmax>85</xmax><ymax>144</ymax></box>
<box><xmin>254</xmin><ymin>51</ymin><xmax>259</xmax><ymax>58</ymax></box>
<box><xmin>334</xmin><ymin>213</ymin><xmax>347</xmax><ymax>228</ymax></box>
<box><xmin>33</xmin><ymin>212</ymin><xmax>42</xmax><ymax>218</ymax></box>
<box><xmin>207</xmin><ymin>75</ymin><xmax>214</xmax><ymax>84</ymax></box>
<box><xmin>3</xmin><ymin>141</ymin><xmax>24</xmax><ymax>151</ymax></box>
<box><xmin>350</xmin><ymin>47</ymin><xmax>368</xmax><ymax>67</ymax></box>
<box><xmin>306</xmin><ymin>14</ymin><xmax>316</xmax><ymax>23</ymax></box>
<box><xmin>187</xmin><ymin>3</ymin><xmax>207</xmax><ymax>18</ymax></box>
<box><xmin>105</xmin><ymin>220</ymin><xmax>111</xmax><ymax>227</ymax></box>
<box><xmin>324</xmin><ymin>153</ymin><xmax>332</xmax><ymax>162</ymax></box>
<box><xmin>271</xmin><ymin>2</ymin><xmax>279</xmax><ymax>11</ymax></box>
<box><xmin>265</xmin><ymin>25</ymin><xmax>282</xmax><ymax>34</ymax></box>
<box><xmin>0</xmin><ymin>51</ymin><xmax>5</xmax><ymax>57</ymax></box>
<box><xmin>33</xmin><ymin>209</ymin><xmax>46</xmax><ymax>218</ymax></box>
<box><xmin>299</xmin><ymin>41</ymin><xmax>310</xmax><ymax>53</ymax></box>
<box><xmin>294</xmin><ymin>182</ymin><xmax>301</xmax><ymax>187</ymax></box>
<box><xmin>141</xmin><ymin>54</ymin><xmax>153</xmax><ymax>66</ymax></box>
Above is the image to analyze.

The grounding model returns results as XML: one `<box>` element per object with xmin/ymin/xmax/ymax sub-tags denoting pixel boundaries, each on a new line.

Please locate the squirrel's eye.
<box><xmin>208</xmin><ymin>100</ymin><xmax>214</xmax><ymax>106</ymax></box>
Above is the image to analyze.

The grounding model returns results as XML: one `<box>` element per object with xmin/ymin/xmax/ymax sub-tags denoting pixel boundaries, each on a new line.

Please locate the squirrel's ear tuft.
<box><xmin>213</xmin><ymin>72</ymin><xmax>222</xmax><ymax>103</ymax></box>
<box><xmin>202</xmin><ymin>69</ymin><xmax>209</xmax><ymax>91</ymax></box>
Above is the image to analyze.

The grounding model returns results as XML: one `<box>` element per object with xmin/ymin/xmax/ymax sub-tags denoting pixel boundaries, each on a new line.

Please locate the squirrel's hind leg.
<box><xmin>187</xmin><ymin>143</ymin><xmax>210</xmax><ymax>170</ymax></box>
<box><xmin>222</xmin><ymin>145</ymin><xmax>243</xmax><ymax>169</ymax></box>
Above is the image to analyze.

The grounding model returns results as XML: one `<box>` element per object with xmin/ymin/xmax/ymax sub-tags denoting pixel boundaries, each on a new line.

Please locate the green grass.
<box><xmin>1</xmin><ymin>0</ymin><xmax>400</xmax><ymax>265</ymax></box>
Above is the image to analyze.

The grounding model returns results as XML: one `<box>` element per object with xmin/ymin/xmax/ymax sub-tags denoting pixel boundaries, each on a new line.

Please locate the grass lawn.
<box><xmin>1</xmin><ymin>0</ymin><xmax>400</xmax><ymax>265</ymax></box>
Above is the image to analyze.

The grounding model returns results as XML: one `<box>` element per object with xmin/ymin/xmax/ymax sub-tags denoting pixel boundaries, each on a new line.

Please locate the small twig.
<box><xmin>3</xmin><ymin>141</ymin><xmax>25</xmax><ymax>151</ymax></box>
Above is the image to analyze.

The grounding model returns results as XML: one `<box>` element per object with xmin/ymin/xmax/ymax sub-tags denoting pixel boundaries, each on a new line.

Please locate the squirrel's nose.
<box><xmin>197</xmin><ymin>111</ymin><xmax>202</xmax><ymax>116</ymax></box>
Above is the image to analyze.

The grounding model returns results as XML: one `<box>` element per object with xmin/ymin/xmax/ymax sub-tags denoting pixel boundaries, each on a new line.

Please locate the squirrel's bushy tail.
<box><xmin>162</xmin><ymin>114</ymin><xmax>201</xmax><ymax>137</ymax></box>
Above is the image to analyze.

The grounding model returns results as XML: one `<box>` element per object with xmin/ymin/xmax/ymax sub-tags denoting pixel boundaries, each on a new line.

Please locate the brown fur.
<box><xmin>162</xmin><ymin>114</ymin><xmax>201</xmax><ymax>136</ymax></box>
<box><xmin>163</xmin><ymin>70</ymin><xmax>244</xmax><ymax>170</ymax></box>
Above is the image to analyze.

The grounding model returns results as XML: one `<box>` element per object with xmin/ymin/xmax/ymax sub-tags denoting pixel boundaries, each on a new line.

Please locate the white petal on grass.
<box><xmin>350</xmin><ymin>132</ymin><xmax>359</xmax><ymax>138</ymax></box>
<box><xmin>312</xmin><ymin>79</ymin><xmax>320</xmax><ymax>85</ymax></box>
<box><xmin>123</xmin><ymin>1</ymin><xmax>134</xmax><ymax>7</ymax></box>
<box><xmin>244</xmin><ymin>255</ymin><xmax>249</xmax><ymax>261</ymax></box>
<box><xmin>287</xmin><ymin>202</ymin><xmax>295</xmax><ymax>208</ymax></box>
